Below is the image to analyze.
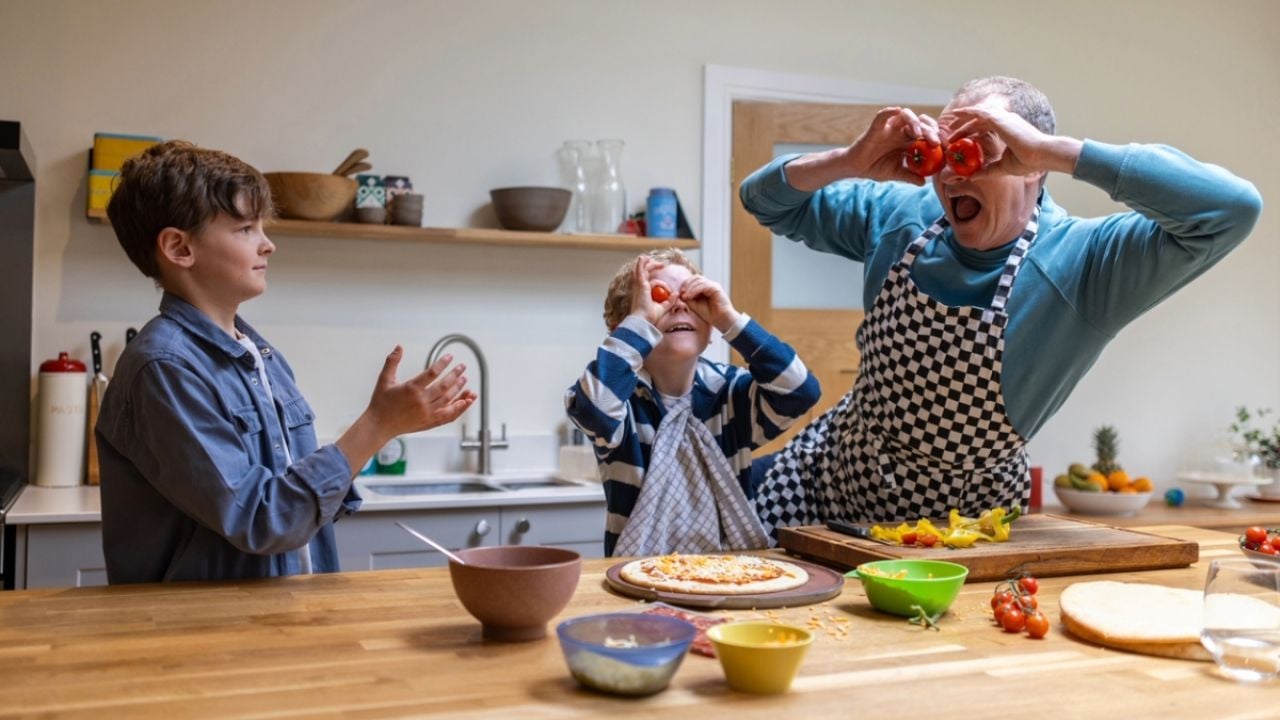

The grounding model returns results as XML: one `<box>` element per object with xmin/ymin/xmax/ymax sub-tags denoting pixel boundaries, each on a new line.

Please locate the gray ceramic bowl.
<box><xmin>489</xmin><ymin>187</ymin><xmax>572</xmax><ymax>232</ymax></box>
<box><xmin>448</xmin><ymin>545</ymin><xmax>582</xmax><ymax>641</ymax></box>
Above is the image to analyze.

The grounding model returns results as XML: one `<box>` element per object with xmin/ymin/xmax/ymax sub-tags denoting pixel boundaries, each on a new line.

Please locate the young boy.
<box><xmin>565</xmin><ymin>248</ymin><xmax>820</xmax><ymax>557</ymax></box>
<box><xmin>98</xmin><ymin>141</ymin><xmax>476</xmax><ymax>583</ymax></box>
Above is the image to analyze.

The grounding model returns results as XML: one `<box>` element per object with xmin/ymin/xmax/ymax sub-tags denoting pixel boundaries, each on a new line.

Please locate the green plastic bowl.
<box><xmin>845</xmin><ymin>559</ymin><xmax>969</xmax><ymax>617</ymax></box>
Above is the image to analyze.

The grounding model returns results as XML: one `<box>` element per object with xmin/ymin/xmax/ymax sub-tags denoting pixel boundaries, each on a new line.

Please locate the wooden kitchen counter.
<box><xmin>1055</xmin><ymin>497</ymin><xmax>1280</xmax><ymax>532</ymax></box>
<box><xmin>0</xmin><ymin>526</ymin><xmax>1275</xmax><ymax>718</ymax></box>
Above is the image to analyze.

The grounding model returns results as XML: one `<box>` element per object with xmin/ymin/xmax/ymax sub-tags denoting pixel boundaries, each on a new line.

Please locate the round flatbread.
<box><xmin>1059</xmin><ymin>581</ymin><xmax>1210</xmax><ymax>661</ymax></box>
<box><xmin>619</xmin><ymin>554</ymin><xmax>810</xmax><ymax>595</ymax></box>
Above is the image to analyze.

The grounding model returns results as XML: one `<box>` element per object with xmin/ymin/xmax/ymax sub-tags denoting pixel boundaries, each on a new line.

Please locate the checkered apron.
<box><xmin>755</xmin><ymin>207</ymin><xmax>1039</xmax><ymax>537</ymax></box>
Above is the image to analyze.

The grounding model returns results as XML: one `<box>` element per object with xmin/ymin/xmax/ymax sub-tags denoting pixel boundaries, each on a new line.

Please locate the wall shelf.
<box><xmin>86</xmin><ymin>209</ymin><xmax>697</xmax><ymax>252</ymax></box>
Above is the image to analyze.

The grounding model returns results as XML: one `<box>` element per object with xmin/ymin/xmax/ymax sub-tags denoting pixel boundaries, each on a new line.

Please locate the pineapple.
<box><xmin>1092</xmin><ymin>425</ymin><xmax>1123</xmax><ymax>476</ymax></box>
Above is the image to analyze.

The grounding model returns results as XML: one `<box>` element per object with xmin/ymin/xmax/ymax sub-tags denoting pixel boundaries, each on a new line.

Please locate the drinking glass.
<box><xmin>558</xmin><ymin>140</ymin><xmax>592</xmax><ymax>233</ymax></box>
<box><xmin>1200</xmin><ymin>558</ymin><xmax>1280</xmax><ymax>682</ymax></box>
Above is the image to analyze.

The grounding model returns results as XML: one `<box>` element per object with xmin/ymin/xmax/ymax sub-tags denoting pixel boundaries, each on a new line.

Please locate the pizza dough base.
<box><xmin>1058</xmin><ymin>581</ymin><xmax>1210</xmax><ymax>661</ymax></box>
<box><xmin>620</xmin><ymin>556</ymin><xmax>810</xmax><ymax>595</ymax></box>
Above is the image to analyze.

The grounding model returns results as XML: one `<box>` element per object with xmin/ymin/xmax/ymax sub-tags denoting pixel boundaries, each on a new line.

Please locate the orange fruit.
<box><xmin>1132</xmin><ymin>476</ymin><xmax>1153</xmax><ymax>493</ymax></box>
<box><xmin>1086</xmin><ymin>472</ymin><xmax>1109</xmax><ymax>492</ymax></box>
<box><xmin>1107</xmin><ymin>470</ymin><xmax>1131</xmax><ymax>492</ymax></box>
<box><xmin>1118</xmin><ymin>486</ymin><xmax>1137</xmax><ymax>494</ymax></box>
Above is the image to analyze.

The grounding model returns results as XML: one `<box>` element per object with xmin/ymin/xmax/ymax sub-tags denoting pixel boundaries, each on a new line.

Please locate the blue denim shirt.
<box><xmin>96</xmin><ymin>293</ymin><xmax>360</xmax><ymax>583</ymax></box>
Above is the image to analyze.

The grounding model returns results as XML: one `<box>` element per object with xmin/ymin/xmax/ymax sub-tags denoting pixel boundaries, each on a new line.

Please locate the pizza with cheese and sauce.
<box><xmin>619</xmin><ymin>554</ymin><xmax>810</xmax><ymax>595</ymax></box>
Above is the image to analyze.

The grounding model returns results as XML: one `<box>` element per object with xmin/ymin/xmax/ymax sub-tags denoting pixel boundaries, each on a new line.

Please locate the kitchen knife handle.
<box><xmin>90</xmin><ymin>331</ymin><xmax>103</xmax><ymax>376</ymax></box>
<box><xmin>126</xmin><ymin>327</ymin><xmax>138</xmax><ymax>344</ymax></box>
<box><xmin>825</xmin><ymin>519</ymin><xmax>871</xmax><ymax>539</ymax></box>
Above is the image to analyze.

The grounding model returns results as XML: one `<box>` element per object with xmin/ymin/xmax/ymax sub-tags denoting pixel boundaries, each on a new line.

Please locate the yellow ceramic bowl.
<box><xmin>706</xmin><ymin>621</ymin><xmax>813</xmax><ymax>694</ymax></box>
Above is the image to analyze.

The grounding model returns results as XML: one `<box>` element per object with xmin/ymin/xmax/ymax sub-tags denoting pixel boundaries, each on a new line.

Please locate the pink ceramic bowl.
<box><xmin>448</xmin><ymin>545</ymin><xmax>582</xmax><ymax>641</ymax></box>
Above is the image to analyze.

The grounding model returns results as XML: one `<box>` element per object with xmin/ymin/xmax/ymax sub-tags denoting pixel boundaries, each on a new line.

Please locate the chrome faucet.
<box><xmin>426</xmin><ymin>333</ymin><xmax>507</xmax><ymax>475</ymax></box>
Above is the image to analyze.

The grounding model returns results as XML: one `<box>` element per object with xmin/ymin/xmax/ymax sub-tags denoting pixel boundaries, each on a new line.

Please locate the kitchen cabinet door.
<box><xmin>499</xmin><ymin>503</ymin><xmax>605</xmax><ymax>558</ymax></box>
<box><xmin>334</xmin><ymin>508</ymin><xmax>500</xmax><ymax>571</ymax></box>
<box><xmin>16</xmin><ymin>522</ymin><xmax>107</xmax><ymax>589</ymax></box>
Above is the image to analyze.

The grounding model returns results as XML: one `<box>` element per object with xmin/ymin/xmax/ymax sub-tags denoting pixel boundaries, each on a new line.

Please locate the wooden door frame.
<box><xmin>699</xmin><ymin>65</ymin><xmax>949</xmax><ymax>362</ymax></box>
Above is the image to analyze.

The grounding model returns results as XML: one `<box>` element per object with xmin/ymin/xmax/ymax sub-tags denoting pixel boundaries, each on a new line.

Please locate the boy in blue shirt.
<box><xmin>565</xmin><ymin>249</ymin><xmax>820</xmax><ymax>556</ymax></box>
<box><xmin>98</xmin><ymin>141</ymin><xmax>477</xmax><ymax>583</ymax></box>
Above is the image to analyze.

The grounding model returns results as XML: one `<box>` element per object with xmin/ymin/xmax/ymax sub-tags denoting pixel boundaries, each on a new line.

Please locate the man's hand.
<box><xmin>680</xmin><ymin>275</ymin><xmax>741</xmax><ymax>333</ymax></box>
<box><xmin>785</xmin><ymin>106</ymin><xmax>942</xmax><ymax>191</ymax></box>
<box><xmin>942</xmin><ymin>101</ymin><xmax>1082</xmax><ymax>179</ymax></box>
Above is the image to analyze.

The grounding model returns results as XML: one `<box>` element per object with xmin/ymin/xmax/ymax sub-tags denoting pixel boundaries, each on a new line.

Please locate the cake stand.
<box><xmin>1176</xmin><ymin>471</ymin><xmax>1272</xmax><ymax>510</ymax></box>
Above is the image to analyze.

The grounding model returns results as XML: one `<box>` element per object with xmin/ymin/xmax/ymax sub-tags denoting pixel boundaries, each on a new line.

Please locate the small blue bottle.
<box><xmin>646</xmin><ymin>187</ymin><xmax>678</xmax><ymax>238</ymax></box>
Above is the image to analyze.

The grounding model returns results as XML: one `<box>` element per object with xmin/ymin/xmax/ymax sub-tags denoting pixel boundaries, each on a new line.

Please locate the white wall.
<box><xmin>2</xmin><ymin>0</ymin><xmax>1277</xmax><ymax>488</ymax></box>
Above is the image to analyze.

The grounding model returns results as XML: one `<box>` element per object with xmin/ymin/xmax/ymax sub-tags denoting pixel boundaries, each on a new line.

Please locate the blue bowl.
<box><xmin>556</xmin><ymin>612</ymin><xmax>697</xmax><ymax>696</ymax></box>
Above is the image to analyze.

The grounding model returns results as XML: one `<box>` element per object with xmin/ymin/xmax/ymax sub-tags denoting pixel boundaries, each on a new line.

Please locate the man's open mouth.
<box><xmin>950</xmin><ymin>195</ymin><xmax>982</xmax><ymax>223</ymax></box>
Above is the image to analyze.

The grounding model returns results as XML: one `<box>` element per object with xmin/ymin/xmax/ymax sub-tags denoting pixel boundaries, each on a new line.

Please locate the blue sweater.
<box><xmin>565</xmin><ymin>314</ymin><xmax>820</xmax><ymax>556</ymax></box>
<box><xmin>740</xmin><ymin>140</ymin><xmax>1262</xmax><ymax>438</ymax></box>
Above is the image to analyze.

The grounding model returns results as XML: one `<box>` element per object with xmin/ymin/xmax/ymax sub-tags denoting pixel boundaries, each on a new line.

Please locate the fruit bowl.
<box><xmin>1053</xmin><ymin>486</ymin><xmax>1152</xmax><ymax>516</ymax></box>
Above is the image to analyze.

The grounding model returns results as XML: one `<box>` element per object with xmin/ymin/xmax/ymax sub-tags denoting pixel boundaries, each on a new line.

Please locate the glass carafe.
<box><xmin>591</xmin><ymin>139</ymin><xmax>626</xmax><ymax>234</ymax></box>
<box><xmin>558</xmin><ymin>140</ymin><xmax>592</xmax><ymax>233</ymax></box>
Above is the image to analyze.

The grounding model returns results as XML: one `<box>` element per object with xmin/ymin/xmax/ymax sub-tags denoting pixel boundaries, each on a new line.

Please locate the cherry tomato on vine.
<box><xmin>1001</xmin><ymin>606</ymin><xmax>1027</xmax><ymax>633</ymax></box>
<box><xmin>1018</xmin><ymin>576</ymin><xmax>1040</xmax><ymax>595</ymax></box>
<box><xmin>1258</xmin><ymin>543</ymin><xmax>1279</xmax><ymax>556</ymax></box>
<box><xmin>991</xmin><ymin>590</ymin><xmax>1015</xmax><ymax>612</ymax></box>
<box><xmin>1245</xmin><ymin>526</ymin><xmax>1269</xmax><ymax>545</ymax></box>
<box><xmin>994</xmin><ymin>600</ymin><xmax>1015</xmax><ymax>624</ymax></box>
<box><xmin>904</xmin><ymin>139</ymin><xmax>945</xmax><ymax>177</ymax></box>
<box><xmin>1025</xmin><ymin>611</ymin><xmax>1050</xmax><ymax>639</ymax></box>
<box><xmin>650</xmin><ymin>284</ymin><xmax>671</xmax><ymax>303</ymax></box>
<box><xmin>1019</xmin><ymin>595</ymin><xmax>1039</xmax><ymax>611</ymax></box>
<box><xmin>946</xmin><ymin>138</ymin><xmax>984</xmax><ymax>177</ymax></box>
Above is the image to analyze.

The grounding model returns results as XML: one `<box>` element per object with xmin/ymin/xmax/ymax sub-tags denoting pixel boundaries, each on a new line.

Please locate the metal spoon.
<box><xmin>396</xmin><ymin>521</ymin><xmax>467</xmax><ymax>564</ymax></box>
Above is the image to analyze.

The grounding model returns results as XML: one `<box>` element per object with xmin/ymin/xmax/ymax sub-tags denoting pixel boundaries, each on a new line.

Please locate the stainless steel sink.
<box><xmin>363</xmin><ymin>482</ymin><xmax>502</xmax><ymax>496</ymax></box>
<box><xmin>496</xmin><ymin>478</ymin><xmax>579</xmax><ymax>490</ymax></box>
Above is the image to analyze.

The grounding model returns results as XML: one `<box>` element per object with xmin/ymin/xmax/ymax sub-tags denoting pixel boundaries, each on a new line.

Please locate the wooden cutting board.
<box><xmin>778</xmin><ymin>514</ymin><xmax>1198</xmax><ymax>581</ymax></box>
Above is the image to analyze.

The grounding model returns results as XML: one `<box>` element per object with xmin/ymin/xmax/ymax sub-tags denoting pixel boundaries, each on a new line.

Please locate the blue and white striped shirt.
<box><xmin>565</xmin><ymin>314</ymin><xmax>820</xmax><ymax>556</ymax></box>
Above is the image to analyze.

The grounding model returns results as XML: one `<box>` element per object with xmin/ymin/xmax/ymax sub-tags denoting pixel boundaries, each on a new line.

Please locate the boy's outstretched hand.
<box><xmin>337</xmin><ymin>346</ymin><xmax>477</xmax><ymax>476</ymax></box>
<box><xmin>371</xmin><ymin>348</ymin><xmax>477</xmax><ymax>435</ymax></box>
<box><xmin>680</xmin><ymin>275</ymin><xmax>742</xmax><ymax>333</ymax></box>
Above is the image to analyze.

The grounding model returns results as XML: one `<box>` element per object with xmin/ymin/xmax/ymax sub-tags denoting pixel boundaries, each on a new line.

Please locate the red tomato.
<box><xmin>1024</xmin><ymin>611</ymin><xmax>1050</xmax><ymax>639</ymax></box>
<box><xmin>1245</xmin><ymin>526</ymin><xmax>1269</xmax><ymax>545</ymax></box>
<box><xmin>991</xmin><ymin>590</ymin><xmax>1015</xmax><ymax>613</ymax></box>
<box><xmin>1001</xmin><ymin>606</ymin><xmax>1027</xmax><ymax>633</ymax></box>
<box><xmin>1019</xmin><ymin>595</ymin><xmax>1039</xmax><ymax>611</ymax></box>
<box><xmin>1258</xmin><ymin>543</ymin><xmax>1279</xmax><ymax>556</ymax></box>
<box><xmin>919</xmin><ymin>534</ymin><xmax>938</xmax><ymax>548</ymax></box>
<box><xmin>901</xmin><ymin>531</ymin><xmax>918</xmax><ymax>546</ymax></box>
<box><xmin>650</xmin><ymin>284</ymin><xmax>671</xmax><ymax>303</ymax></box>
<box><xmin>904</xmin><ymin>139</ymin><xmax>945</xmax><ymax>177</ymax></box>
<box><xmin>1018</xmin><ymin>576</ymin><xmax>1040</xmax><ymax>595</ymax></box>
<box><xmin>994</xmin><ymin>600</ymin><xmax>1015</xmax><ymax>624</ymax></box>
<box><xmin>946</xmin><ymin>138</ymin><xmax>984</xmax><ymax>177</ymax></box>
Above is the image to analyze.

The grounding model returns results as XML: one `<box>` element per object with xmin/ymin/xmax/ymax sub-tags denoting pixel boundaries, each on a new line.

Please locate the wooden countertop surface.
<box><xmin>0</xmin><ymin>525</ymin><xmax>1275</xmax><ymax>718</ymax></box>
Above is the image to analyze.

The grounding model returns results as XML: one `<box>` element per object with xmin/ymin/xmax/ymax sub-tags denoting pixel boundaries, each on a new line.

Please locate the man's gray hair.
<box><xmin>953</xmin><ymin>76</ymin><xmax>1056</xmax><ymax>135</ymax></box>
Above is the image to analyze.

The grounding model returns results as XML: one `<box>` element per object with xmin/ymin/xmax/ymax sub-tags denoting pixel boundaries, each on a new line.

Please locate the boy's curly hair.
<box><xmin>106</xmin><ymin>140</ymin><xmax>273</xmax><ymax>279</ymax></box>
<box><xmin>602</xmin><ymin>248</ymin><xmax>699</xmax><ymax>331</ymax></box>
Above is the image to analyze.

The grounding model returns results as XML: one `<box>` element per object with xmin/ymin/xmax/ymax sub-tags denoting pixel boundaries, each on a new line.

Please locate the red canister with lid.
<box><xmin>36</xmin><ymin>352</ymin><xmax>88</xmax><ymax>487</ymax></box>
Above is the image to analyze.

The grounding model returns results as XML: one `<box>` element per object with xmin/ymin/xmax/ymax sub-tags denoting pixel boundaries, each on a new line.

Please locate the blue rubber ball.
<box><xmin>1164</xmin><ymin>488</ymin><xmax>1186</xmax><ymax>507</ymax></box>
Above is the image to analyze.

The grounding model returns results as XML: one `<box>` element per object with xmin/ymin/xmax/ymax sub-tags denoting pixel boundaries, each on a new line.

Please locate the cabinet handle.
<box><xmin>515</xmin><ymin>518</ymin><xmax>531</xmax><ymax>534</ymax></box>
<box><xmin>474</xmin><ymin>519</ymin><xmax>491</xmax><ymax>537</ymax></box>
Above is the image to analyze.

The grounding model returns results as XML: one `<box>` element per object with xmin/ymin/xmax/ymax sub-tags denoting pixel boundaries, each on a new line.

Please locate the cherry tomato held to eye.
<box><xmin>946</xmin><ymin>137</ymin><xmax>984</xmax><ymax>177</ymax></box>
<box><xmin>904</xmin><ymin>139</ymin><xmax>945</xmax><ymax>177</ymax></box>
<box><xmin>650</xmin><ymin>284</ymin><xmax>671</xmax><ymax>303</ymax></box>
